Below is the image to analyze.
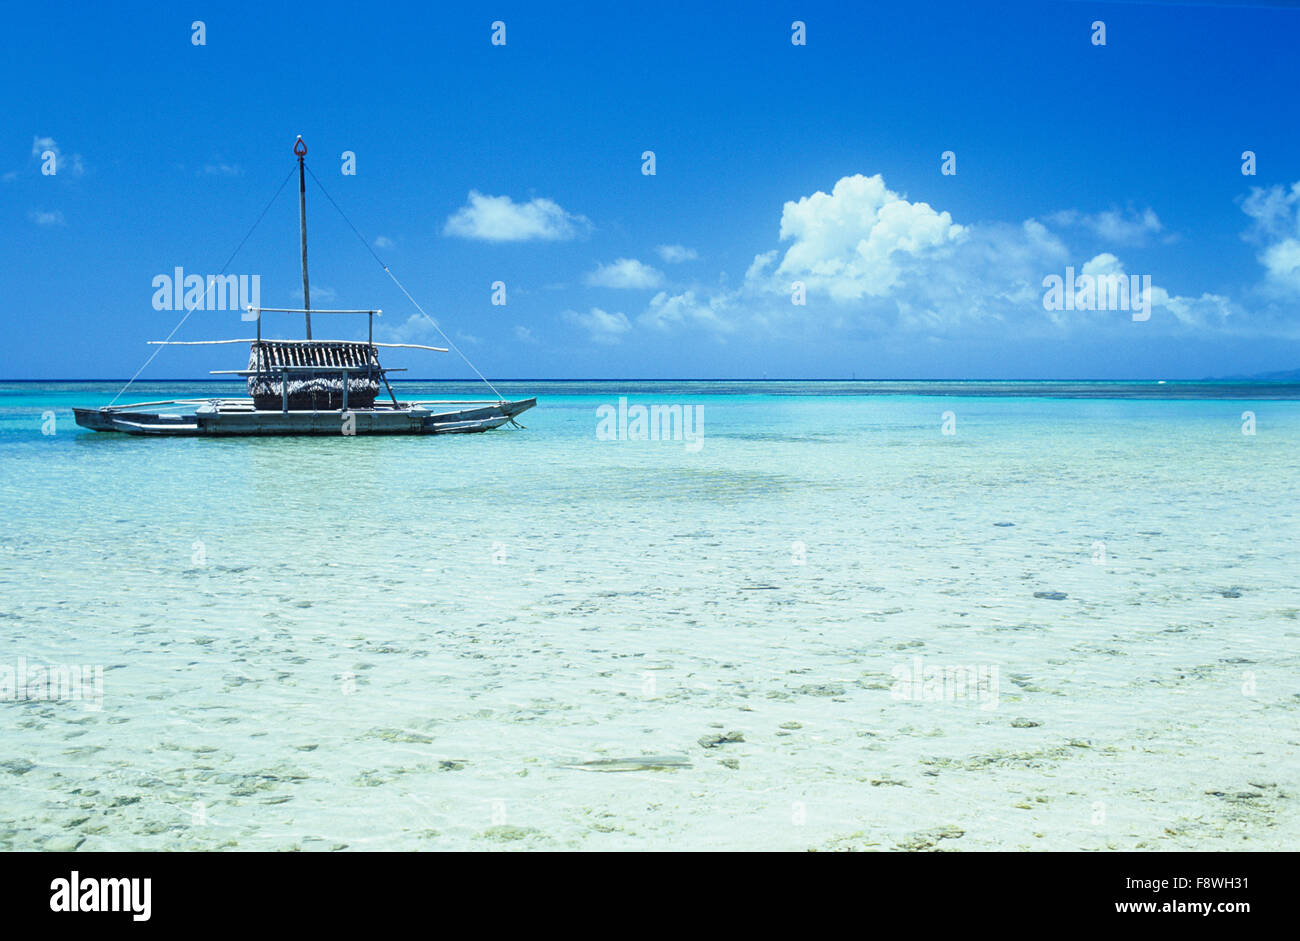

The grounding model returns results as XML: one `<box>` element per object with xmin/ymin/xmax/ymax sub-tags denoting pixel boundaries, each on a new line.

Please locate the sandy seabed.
<box><xmin>2</xmin><ymin>386</ymin><xmax>1297</xmax><ymax>850</ymax></box>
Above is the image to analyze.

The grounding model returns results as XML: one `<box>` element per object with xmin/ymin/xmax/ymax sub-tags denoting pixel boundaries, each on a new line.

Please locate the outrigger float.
<box><xmin>75</xmin><ymin>137</ymin><xmax>535</xmax><ymax>437</ymax></box>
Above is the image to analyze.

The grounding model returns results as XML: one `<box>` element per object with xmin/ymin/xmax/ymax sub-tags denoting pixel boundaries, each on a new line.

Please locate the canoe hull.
<box><xmin>73</xmin><ymin>398</ymin><xmax>536</xmax><ymax>437</ymax></box>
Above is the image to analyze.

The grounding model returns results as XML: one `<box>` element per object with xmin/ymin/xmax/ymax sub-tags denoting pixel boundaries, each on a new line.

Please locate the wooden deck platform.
<box><xmin>73</xmin><ymin>398</ymin><xmax>536</xmax><ymax>437</ymax></box>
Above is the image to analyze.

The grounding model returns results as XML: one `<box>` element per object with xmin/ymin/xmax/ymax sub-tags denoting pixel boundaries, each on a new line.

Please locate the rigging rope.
<box><xmin>303</xmin><ymin>164</ymin><xmax>506</xmax><ymax>402</ymax></box>
<box><xmin>109</xmin><ymin>164</ymin><xmax>298</xmax><ymax>406</ymax></box>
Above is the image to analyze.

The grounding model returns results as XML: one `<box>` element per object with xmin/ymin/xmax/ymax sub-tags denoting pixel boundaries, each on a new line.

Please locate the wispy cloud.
<box><xmin>444</xmin><ymin>191</ymin><xmax>590</xmax><ymax>242</ymax></box>
<box><xmin>563</xmin><ymin>307</ymin><xmax>631</xmax><ymax>343</ymax></box>
<box><xmin>31</xmin><ymin>136</ymin><xmax>85</xmax><ymax>177</ymax></box>
<box><xmin>374</xmin><ymin>235</ymin><xmax>395</xmax><ymax>250</ymax></box>
<box><xmin>201</xmin><ymin>162</ymin><xmax>243</xmax><ymax>177</ymax></box>
<box><xmin>1242</xmin><ymin>181</ymin><xmax>1300</xmax><ymax>294</ymax></box>
<box><xmin>640</xmin><ymin>290</ymin><xmax>731</xmax><ymax>333</ymax></box>
<box><xmin>27</xmin><ymin>209</ymin><xmax>65</xmax><ymax>227</ymax></box>
<box><xmin>656</xmin><ymin>244</ymin><xmax>699</xmax><ymax>263</ymax></box>
<box><xmin>1044</xmin><ymin>207</ymin><xmax>1164</xmax><ymax>245</ymax></box>
<box><xmin>379</xmin><ymin>313</ymin><xmax>438</xmax><ymax>344</ymax></box>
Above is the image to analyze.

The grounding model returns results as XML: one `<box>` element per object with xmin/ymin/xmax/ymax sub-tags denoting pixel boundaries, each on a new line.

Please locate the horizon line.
<box><xmin>1</xmin><ymin>377</ymin><xmax>1295</xmax><ymax>384</ymax></box>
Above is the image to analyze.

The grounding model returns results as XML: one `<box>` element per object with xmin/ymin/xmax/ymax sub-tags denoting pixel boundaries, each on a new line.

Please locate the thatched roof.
<box><xmin>250</xmin><ymin>339</ymin><xmax>379</xmax><ymax>369</ymax></box>
<box><xmin>247</xmin><ymin>340</ymin><xmax>381</xmax><ymax>410</ymax></box>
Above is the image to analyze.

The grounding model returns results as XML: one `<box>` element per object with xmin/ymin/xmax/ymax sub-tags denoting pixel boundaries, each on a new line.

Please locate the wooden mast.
<box><xmin>295</xmin><ymin>135</ymin><xmax>311</xmax><ymax>339</ymax></box>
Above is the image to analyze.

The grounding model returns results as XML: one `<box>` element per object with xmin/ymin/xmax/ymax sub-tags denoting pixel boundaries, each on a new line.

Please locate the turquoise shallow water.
<box><xmin>1</xmin><ymin>381</ymin><xmax>1298</xmax><ymax>850</ymax></box>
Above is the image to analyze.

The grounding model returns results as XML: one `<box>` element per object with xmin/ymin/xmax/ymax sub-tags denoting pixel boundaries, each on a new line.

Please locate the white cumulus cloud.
<box><xmin>585</xmin><ymin>258</ymin><xmax>664</xmax><ymax>289</ymax></box>
<box><xmin>1259</xmin><ymin>239</ymin><xmax>1300</xmax><ymax>292</ymax></box>
<box><xmin>444</xmin><ymin>191</ymin><xmax>590</xmax><ymax>242</ymax></box>
<box><xmin>771</xmin><ymin>173</ymin><xmax>965</xmax><ymax>301</ymax></box>
<box><xmin>1077</xmin><ymin>253</ymin><xmax>1233</xmax><ymax>329</ymax></box>
<box><xmin>587</xmin><ymin>172</ymin><xmax>1286</xmax><ymax>343</ymax></box>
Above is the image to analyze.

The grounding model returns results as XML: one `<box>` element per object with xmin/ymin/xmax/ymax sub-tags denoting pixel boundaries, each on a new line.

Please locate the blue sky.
<box><xmin>4</xmin><ymin>0</ymin><xmax>1300</xmax><ymax>380</ymax></box>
